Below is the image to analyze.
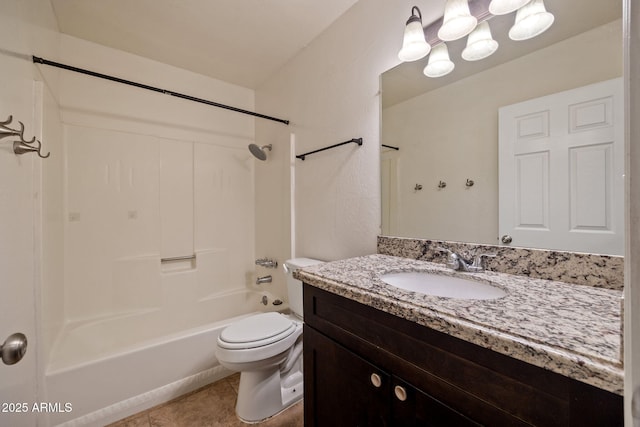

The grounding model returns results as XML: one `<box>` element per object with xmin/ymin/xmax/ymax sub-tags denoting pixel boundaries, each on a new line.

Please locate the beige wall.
<box><xmin>383</xmin><ymin>20</ymin><xmax>622</xmax><ymax>244</ymax></box>
<box><xmin>255</xmin><ymin>0</ymin><xmax>410</xmax><ymax>262</ymax></box>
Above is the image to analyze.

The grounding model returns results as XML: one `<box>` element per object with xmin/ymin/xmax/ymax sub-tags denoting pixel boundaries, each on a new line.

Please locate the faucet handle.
<box><xmin>472</xmin><ymin>253</ymin><xmax>496</xmax><ymax>269</ymax></box>
<box><xmin>435</xmin><ymin>247</ymin><xmax>461</xmax><ymax>270</ymax></box>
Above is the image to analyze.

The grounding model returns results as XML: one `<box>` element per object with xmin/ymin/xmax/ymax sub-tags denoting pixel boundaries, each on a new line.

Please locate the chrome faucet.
<box><xmin>255</xmin><ymin>258</ymin><xmax>278</xmax><ymax>269</ymax></box>
<box><xmin>436</xmin><ymin>248</ymin><xmax>496</xmax><ymax>272</ymax></box>
<box><xmin>256</xmin><ymin>275</ymin><xmax>272</xmax><ymax>284</ymax></box>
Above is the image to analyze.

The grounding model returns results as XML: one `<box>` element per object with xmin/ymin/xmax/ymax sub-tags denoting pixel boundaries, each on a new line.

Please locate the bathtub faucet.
<box><xmin>256</xmin><ymin>275</ymin><xmax>272</xmax><ymax>285</ymax></box>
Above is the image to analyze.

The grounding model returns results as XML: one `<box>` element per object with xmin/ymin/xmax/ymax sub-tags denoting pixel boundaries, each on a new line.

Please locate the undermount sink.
<box><xmin>380</xmin><ymin>271</ymin><xmax>506</xmax><ymax>300</ymax></box>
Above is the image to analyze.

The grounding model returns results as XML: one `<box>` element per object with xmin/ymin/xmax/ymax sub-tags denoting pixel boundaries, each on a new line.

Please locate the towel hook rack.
<box><xmin>0</xmin><ymin>115</ymin><xmax>50</xmax><ymax>158</ymax></box>
<box><xmin>13</xmin><ymin>140</ymin><xmax>50</xmax><ymax>158</ymax></box>
<box><xmin>0</xmin><ymin>116</ymin><xmax>29</xmax><ymax>141</ymax></box>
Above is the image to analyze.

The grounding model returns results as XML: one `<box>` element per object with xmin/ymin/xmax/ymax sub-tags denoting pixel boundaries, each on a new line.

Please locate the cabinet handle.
<box><xmin>394</xmin><ymin>385</ymin><xmax>408</xmax><ymax>401</ymax></box>
<box><xmin>370</xmin><ymin>373</ymin><xmax>382</xmax><ymax>388</ymax></box>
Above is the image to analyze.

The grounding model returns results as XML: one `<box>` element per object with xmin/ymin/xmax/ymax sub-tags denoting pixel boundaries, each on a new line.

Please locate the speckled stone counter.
<box><xmin>295</xmin><ymin>254</ymin><xmax>623</xmax><ymax>395</ymax></box>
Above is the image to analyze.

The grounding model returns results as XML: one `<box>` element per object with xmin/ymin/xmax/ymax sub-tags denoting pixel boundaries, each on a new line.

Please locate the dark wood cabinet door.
<box><xmin>304</xmin><ymin>325</ymin><xmax>391</xmax><ymax>427</ymax></box>
<box><xmin>392</xmin><ymin>377</ymin><xmax>482</xmax><ymax>427</ymax></box>
<box><xmin>303</xmin><ymin>285</ymin><xmax>623</xmax><ymax>427</ymax></box>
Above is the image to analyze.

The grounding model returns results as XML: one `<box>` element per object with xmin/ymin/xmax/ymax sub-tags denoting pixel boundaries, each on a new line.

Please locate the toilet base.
<box><xmin>235</xmin><ymin>368</ymin><xmax>303</xmax><ymax>423</ymax></box>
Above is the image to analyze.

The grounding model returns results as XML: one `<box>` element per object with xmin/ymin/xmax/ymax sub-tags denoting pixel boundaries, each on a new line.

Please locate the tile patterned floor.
<box><xmin>107</xmin><ymin>374</ymin><xmax>303</xmax><ymax>427</ymax></box>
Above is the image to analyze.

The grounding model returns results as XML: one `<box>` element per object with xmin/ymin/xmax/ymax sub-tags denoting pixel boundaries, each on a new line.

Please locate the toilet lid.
<box><xmin>219</xmin><ymin>313</ymin><xmax>295</xmax><ymax>346</ymax></box>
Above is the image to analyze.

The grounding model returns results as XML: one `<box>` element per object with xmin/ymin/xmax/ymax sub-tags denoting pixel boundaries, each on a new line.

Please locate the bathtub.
<box><xmin>45</xmin><ymin>289</ymin><xmax>284</xmax><ymax>427</ymax></box>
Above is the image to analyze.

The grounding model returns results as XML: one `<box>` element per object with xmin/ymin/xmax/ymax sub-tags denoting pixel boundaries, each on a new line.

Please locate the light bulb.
<box><xmin>424</xmin><ymin>43</ymin><xmax>455</xmax><ymax>78</ymax></box>
<box><xmin>398</xmin><ymin>6</ymin><xmax>431</xmax><ymax>62</ymax></box>
<box><xmin>509</xmin><ymin>0</ymin><xmax>554</xmax><ymax>41</ymax></box>
<box><xmin>438</xmin><ymin>0</ymin><xmax>478</xmax><ymax>42</ymax></box>
<box><xmin>462</xmin><ymin>21</ymin><xmax>499</xmax><ymax>61</ymax></box>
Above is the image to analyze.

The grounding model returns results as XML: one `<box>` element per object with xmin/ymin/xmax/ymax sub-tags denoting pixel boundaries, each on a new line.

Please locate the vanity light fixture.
<box><xmin>438</xmin><ymin>0</ymin><xmax>478</xmax><ymax>42</ymax></box>
<box><xmin>508</xmin><ymin>0</ymin><xmax>555</xmax><ymax>41</ymax></box>
<box><xmin>461</xmin><ymin>21</ymin><xmax>499</xmax><ymax>61</ymax></box>
<box><xmin>399</xmin><ymin>1</ymin><xmax>555</xmax><ymax>78</ymax></box>
<box><xmin>424</xmin><ymin>43</ymin><xmax>455</xmax><ymax>78</ymax></box>
<box><xmin>398</xmin><ymin>6</ymin><xmax>431</xmax><ymax>62</ymax></box>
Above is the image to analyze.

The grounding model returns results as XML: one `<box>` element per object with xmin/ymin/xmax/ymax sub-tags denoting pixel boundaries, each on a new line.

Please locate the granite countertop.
<box><xmin>295</xmin><ymin>254</ymin><xmax>623</xmax><ymax>395</ymax></box>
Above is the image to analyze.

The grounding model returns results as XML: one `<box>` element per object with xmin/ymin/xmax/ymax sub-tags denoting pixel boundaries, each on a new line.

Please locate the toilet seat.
<box><xmin>218</xmin><ymin>313</ymin><xmax>296</xmax><ymax>350</ymax></box>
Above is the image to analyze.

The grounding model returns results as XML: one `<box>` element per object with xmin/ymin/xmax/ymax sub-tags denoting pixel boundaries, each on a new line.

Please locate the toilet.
<box><xmin>215</xmin><ymin>257</ymin><xmax>324</xmax><ymax>422</ymax></box>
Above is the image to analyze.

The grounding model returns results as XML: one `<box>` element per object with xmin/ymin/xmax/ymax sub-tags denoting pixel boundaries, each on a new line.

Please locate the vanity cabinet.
<box><xmin>303</xmin><ymin>285</ymin><xmax>622</xmax><ymax>427</ymax></box>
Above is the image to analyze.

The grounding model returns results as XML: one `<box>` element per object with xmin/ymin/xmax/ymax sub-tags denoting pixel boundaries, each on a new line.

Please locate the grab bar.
<box><xmin>161</xmin><ymin>255</ymin><xmax>196</xmax><ymax>263</ymax></box>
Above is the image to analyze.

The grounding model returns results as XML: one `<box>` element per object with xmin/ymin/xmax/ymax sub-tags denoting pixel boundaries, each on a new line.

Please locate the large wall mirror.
<box><xmin>381</xmin><ymin>0</ymin><xmax>623</xmax><ymax>255</ymax></box>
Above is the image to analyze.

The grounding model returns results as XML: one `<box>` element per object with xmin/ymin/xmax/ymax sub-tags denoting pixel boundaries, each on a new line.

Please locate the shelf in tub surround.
<box><xmin>294</xmin><ymin>253</ymin><xmax>623</xmax><ymax>395</ymax></box>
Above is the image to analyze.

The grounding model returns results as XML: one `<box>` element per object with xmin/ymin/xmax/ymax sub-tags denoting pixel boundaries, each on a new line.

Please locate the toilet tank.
<box><xmin>283</xmin><ymin>258</ymin><xmax>324</xmax><ymax>319</ymax></box>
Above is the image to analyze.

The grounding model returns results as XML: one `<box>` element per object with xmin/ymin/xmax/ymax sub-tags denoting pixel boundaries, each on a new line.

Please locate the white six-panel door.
<box><xmin>499</xmin><ymin>78</ymin><xmax>624</xmax><ymax>255</ymax></box>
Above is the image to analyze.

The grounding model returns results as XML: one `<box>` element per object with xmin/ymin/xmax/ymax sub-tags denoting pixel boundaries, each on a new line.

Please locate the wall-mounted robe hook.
<box><xmin>0</xmin><ymin>115</ymin><xmax>21</xmax><ymax>140</ymax></box>
<box><xmin>414</xmin><ymin>184</ymin><xmax>423</xmax><ymax>191</ymax></box>
<box><xmin>1</xmin><ymin>115</ymin><xmax>50</xmax><ymax>158</ymax></box>
<box><xmin>465</xmin><ymin>179</ymin><xmax>475</xmax><ymax>187</ymax></box>
<box><xmin>13</xmin><ymin>140</ymin><xmax>50</xmax><ymax>158</ymax></box>
<box><xmin>438</xmin><ymin>181</ymin><xmax>447</xmax><ymax>189</ymax></box>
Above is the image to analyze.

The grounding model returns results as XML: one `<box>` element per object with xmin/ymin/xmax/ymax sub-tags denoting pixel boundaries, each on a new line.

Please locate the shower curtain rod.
<box><xmin>32</xmin><ymin>56</ymin><xmax>290</xmax><ymax>125</ymax></box>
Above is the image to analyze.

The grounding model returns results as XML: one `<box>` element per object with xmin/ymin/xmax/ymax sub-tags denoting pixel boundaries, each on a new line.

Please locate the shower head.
<box><xmin>248</xmin><ymin>144</ymin><xmax>272</xmax><ymax>161</ymax></box>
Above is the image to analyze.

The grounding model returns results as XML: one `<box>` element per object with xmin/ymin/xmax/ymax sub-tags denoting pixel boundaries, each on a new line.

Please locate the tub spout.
<box><xmin>256</xmin><ymin>275</ymin><xmax>272</xmax><ymax>285</ymax></box>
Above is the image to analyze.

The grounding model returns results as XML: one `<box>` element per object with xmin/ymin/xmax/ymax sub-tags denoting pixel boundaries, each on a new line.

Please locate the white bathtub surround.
<box><xmin>63</xmin><ymin>124</ymin><xmax>257</xmax><ymax>321</ymax></box>
<box><xmin>378</xmin><ymin>236</ymin><xmax>624</xmax><ymax>291</ymax></box>
<box><xmin>32</xmin><ymin>33</ymin><xmax>275</xmax><ymax>425</ymax></box>
<box><xmin>295</xmin><ymin>254</ymin><xmax>623</xmax><ymax>394</ymax></box>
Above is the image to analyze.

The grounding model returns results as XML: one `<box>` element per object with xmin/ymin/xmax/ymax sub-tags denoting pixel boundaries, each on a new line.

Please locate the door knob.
<box><xmin>501</xmin><ymin>235</ymin><xmax>513</xmax><ymax>244</ymax></box>
<box><xmin>1</xmin><ymin>333</ymin><xmax>27</xmax><ymax>365</ymax></box>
